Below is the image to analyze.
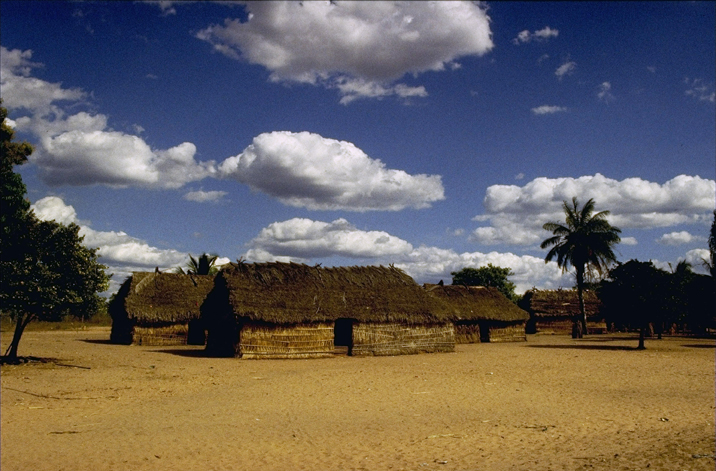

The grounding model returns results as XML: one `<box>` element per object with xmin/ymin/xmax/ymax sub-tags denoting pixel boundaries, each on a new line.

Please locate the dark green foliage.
<box><xmin>0</xmin><ymin>105</ymin><xmax>109</xmax><ymax>360</ymax></box>
<box><xmin>599</xmin><ymin>260</ymin><xmax>669</xmax><ymax>349</ymax></box>
<box><xmin>541</xmin><ymin>197</ymin><xmax>621</xmax><ymax>337</ymax></box>
<box><xmin>175</xmin><ymin>253</ymin><xmax>220</xmax><ymax>275</ymax></box>
<box><xmin>600</xmin><ymin>260</ymin><xmax>715</xmax><ymax>349</ymax></box>
<box><xmin>450</xmin><ymin>264</ymin><xmax>518</xmax><ymax>302</ymax></box>
<box><xmin>708</xmin><ymin>211</ymin><xmax>716</xmax><ymax>278</ymax></box>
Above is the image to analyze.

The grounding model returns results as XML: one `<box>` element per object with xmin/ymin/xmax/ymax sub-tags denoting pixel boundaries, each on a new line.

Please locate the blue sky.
<box><xmin>2</xmin><ymin>1</ymin><xmax>714</xmax><ymax>294</ymax></box>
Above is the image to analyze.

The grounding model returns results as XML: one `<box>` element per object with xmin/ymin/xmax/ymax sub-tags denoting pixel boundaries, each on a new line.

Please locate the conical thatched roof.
<box><xmin>114</xmin><ymin>272</ymin><xmax>216</xmax><ymax>324</ymax></box>
<box><xmin>213</xmin><ymin>262</ymin><xmax>452</xmax><ymax>325</ymax></box>
<box><xmin>519</xmin><ymin>288</ymin><xmax>600</xmax><ymax>318</ymax></box>
<box><xmin>423</xmin><ymin>284</ymin><xmax>529</xmax><ymax>322</ymax></box>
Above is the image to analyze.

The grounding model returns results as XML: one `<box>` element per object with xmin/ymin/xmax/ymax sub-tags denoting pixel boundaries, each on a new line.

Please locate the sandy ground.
<box><xmin>1</xmin><ymin>328</ymin><xmax>714</xmax><ymax>471</ymax></box>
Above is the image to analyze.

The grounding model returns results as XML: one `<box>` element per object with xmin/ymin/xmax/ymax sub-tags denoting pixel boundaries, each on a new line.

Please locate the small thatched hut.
<box><xmin>202</xmin><ymin>262</ymin><xmax>455</xmax><ymax>359</ymax></box>
<box><xmin>424</xmin><ymin>284</ymin><xmax>529</xmax><ymax>343</ymax></box>
<box><xmin>519</xmin><ymin>289</ymin><xmax>605</xmax><ymax>334</ymax></box>
<box><xmin>109</xmin><ymin>272</ymin><xmax>215</xmax><ymax>346</ymax></box>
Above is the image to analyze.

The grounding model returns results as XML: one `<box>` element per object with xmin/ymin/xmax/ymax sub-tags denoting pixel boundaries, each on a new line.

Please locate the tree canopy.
<box><xmin>541</xmin><ymin>197</ymin><xmax>621</xmax><ymax>337</ymax></box>
<box><xmin>599</xmin><ymin>259</ymin><xmax>714</xmax><ymax>348</ymax></box>
<box><xmin>451</xmin><ymin>264</ymin><xmax>517</xmax><ymax>302</ymax></box>
<box><xmin>1</xmin><ymin>105</ymin><xmax>109</xmax><ymax>361</ymax></box>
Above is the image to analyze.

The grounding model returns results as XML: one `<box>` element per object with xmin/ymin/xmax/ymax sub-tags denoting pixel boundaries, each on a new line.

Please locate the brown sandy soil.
<box><xmin>1</xmin><ymin>328</ymin><xmax>714</xmax><ymax>471</ymax></box>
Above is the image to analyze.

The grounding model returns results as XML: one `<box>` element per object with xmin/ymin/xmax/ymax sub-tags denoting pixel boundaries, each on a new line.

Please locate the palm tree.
<box><xmin>174</xmin><ymin>253</ymin><xmax>220</xmax><ymax>276</ymax></box>
<box><xmin>541</xmin><ymin>197</ymin><xmax>621</xmax><ymax>338</ymax></box>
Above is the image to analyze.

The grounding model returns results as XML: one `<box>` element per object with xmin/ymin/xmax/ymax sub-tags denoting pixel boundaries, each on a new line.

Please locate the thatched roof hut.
<box><xmin>519</xmin><ymin>288</ymin><xmax>604</xmax><ymax>334</ymax></box>
<box><xmin>110</xmin><ymin>272</ymin><xmax>215</xmax><ymax>345</ymax></box>
<box><xmin>424</xmin><ymin>284</ymin><xmax>529</xmax><ymax>343</ymax></box>
<box><xmin>202</xmin><ymin>262</ymin><xmax>455</xmax><ymax>358</ymax></box>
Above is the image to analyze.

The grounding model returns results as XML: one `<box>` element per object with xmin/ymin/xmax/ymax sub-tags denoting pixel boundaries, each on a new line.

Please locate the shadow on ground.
<box><xmin>152</xmin><ymin>348</ymin><xmax>213</xmax><ymax>358</ymax></box>
<box><xmin>80</xmin><ymin>339</ymin><xmax>115</xmax><ymax>345</ymax></box>
<box><xmin>525</xmin><ymin>344</ymin><xmax>638</xmax><ymax>351</ymax></box>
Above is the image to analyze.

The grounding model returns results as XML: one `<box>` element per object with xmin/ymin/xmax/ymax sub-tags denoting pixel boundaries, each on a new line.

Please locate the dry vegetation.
<box><xmin>2</xmin><ymin>328</ymin><xmax>714</xmax><ymax>471</ymax></box>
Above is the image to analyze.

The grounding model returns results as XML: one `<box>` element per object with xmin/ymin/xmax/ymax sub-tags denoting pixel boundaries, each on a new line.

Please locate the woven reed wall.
<box><xmin>239</xmin><ymin>322</ymin><xmax>334</xmax><ymax>359</ymax></box>
<box><xmin>454</xmin><ymin>322</ymin><xmax>481</xmax><ymax>344</ymax></box>
<box><xmin>533</xmin><ymin>319</ymin><xmax>607</xmax><ymax>334</ymax></box>
<box><xmin>132</xmin><ymin>324</ymin><xmax>189</xmax><ymax>346</ymax></box>
<box><xmin>486</xmin><ymin>322</ymin><xmax>527</xmax><ymax>342</ymax></box>
<box><xmin>351</xmin><ymin>323</ymin><xmax>455</xmax><ymax>356</ymax></box>
<box><xmin>533</xmin><ymin>318</ymin><xmax>574</xmax><ymax>334</ymax></box>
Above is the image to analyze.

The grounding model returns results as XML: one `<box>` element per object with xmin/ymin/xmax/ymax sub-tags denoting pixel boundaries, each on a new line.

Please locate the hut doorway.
<box><xmin>334</xmin><ymin>318</ymin><xmax>355</xmax><ymax>355</ymax></box>
<box><xmin>479</xmin><ymin>321</ymin><xmax>490</xmax><ymax>343</ymax></box>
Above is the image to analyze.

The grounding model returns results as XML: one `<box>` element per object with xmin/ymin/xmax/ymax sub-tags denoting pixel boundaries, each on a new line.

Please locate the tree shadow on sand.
<box><xmin>525</xmin><ymin>344</ymin><xmax>638</xmax><ymax>351</ymax></box>
<box><xmin>80</xmin><ymin>339</ymin><xmax>114</xmax><ymax>345</ymax></box>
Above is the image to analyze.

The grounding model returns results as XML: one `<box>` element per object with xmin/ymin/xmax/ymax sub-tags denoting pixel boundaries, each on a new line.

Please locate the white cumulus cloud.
<box><xmin>36</xmin><ymin>132</ymin><xmax>216</xmax><ymax>189</ymax></box>
<box><xmin>684</xmin><ymin>77</ymin><xmax>715</xmax><ymax>103</ymax></box>
<box><xmin>219</xmin><ymin>131</ymin><xmax>444</xmax><ymax>211</ymax></box>
<box><xmin>2</xmin><ymin>47</ymin><xmax>213</xmax><ymax>190</ymax></box>
<box><xmin>513</xmin><ymin>26</ymin><xmax>559</xmax><ymax>44</ymax></box>
<box><xmin>472</xmin><ymin>174</ymin><xmax>715</xmax><ymax>246</ymax></box>
<box><xmin>183</xmin><ymin>190</ymin><xmax>228</xmax><ymax>203</ymax></box>
<box><xmin>241</xmin><ymin>217</ymin><xmax>571</xmax><ymax>292</ymax></box>
<box><xmin>555</xmin><ymin>60</ymin><xmax>576</xmax><ymax>80</ymax></box>
<box><xmin>0</xmin><ymin>46</ymin><xmax>87</xmax><ymax>113</ymax></box>
<box><xmin>245</xmin><ymin>217</ymin><xmax>414</xmax><ymax>261</ymax></box>
<box><xmin>597</xmin><ymin>81</ymin><xmax>615</xmax><ymax>102</ymax></box>
<box><xmin>531</xmin><ymin>105</ymin><xmax>567</xmax><ymax>115</ymax></box>
<box><xmin>196</xmin><ymin>1</ymin><xmax>493</xmax><ymax>103</ymax></box>
<box><xmin>656</xmin><ymin>231</ymin><xmax>702</xmax><ymax>246</ymax></box>
<box><xmin>30</xmin><ymin>196</ymin><xmax>226</xmax><ymax>293</ymax></box>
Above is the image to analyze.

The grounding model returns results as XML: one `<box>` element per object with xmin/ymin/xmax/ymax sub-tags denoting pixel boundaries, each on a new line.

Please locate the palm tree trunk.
<box><xmin>574</xmin><ymin>267</ymin><xmax>586</xmax><ymax>338</ymax></box>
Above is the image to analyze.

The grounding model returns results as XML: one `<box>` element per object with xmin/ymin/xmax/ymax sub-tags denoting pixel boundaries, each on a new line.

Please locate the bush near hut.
<box><xmin>450</xmin><ymin>265</ymin><xmax>518</xmax><ymax>303</ymax></box>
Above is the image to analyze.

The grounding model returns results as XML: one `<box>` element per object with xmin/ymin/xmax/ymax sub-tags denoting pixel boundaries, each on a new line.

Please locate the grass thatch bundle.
<box><xmin>110</xmin><ymin>272</ymin><xmax>215</xmax><ymax>345</ymax></box>
<box><xmin>424</xmin><ymin>284</ymin><xmax>529</xmax><ymax>322</ymax></box>
<box><xmin>217</xmin><ymin>262</ymin><xmax>452</xmax><ymax>324</ymax></box>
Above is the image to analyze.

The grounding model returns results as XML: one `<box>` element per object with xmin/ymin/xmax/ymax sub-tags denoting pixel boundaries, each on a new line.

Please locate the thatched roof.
<box><xmin>212</xmin><ymin>262</ymin><xmax>452</xmax><ymax>325</ymax></box>
<box><xmin>114</xmin><ymin>272</ymin><xmax>216</xmax><ymax>324</ymax></box>
<box><xmin>423</xmin><ymin>284</ymin><xmax>529</xmax><ymax>322</ymax></box>
<box><xmin>519</xmin><ymin>288</ymin><xmax>600</xmax><ymax>318</ymax></box>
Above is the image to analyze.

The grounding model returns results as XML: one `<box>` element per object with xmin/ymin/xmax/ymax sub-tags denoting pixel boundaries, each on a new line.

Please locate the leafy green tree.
<box><xmin>451</xmin><ymin>264</ymin><xmax>517</xmax><ymax>302</ymax></box>
<box><xmin>1</xmin><ymin>106</ymin><xmax>109</xmax><ymax>361</ymax></box>
<box><xmin>174</xmin><ymin>253</ymin><xmax>220</xmax><ymax>276</ymax></box>
<box><xmin>541</xmin><ymin>197</ymin><xmax>621</xmax><ymax>338</ymax></box>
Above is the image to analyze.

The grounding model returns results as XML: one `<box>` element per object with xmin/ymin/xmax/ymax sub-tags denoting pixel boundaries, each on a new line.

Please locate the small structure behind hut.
<box><xmin>424</xmin><ymin>284</ymin><xmax>529</xmax><ymax>343</ymax></box>
<box><xmin>519</xmin><ymin>289</ymin><xmax>605</xmax><ymax>334</ymax></box>
<box><xmin>109</xmin><ymin>272</ymin><xmax>215</xmax><ymax>346</ymax></box>
<box><xmin>201</xmin><ymin>262</ymin><xmax>455</xmax><ymax>359</ymax></box>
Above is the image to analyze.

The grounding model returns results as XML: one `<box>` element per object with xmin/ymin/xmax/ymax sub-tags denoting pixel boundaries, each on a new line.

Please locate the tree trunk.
<box><xmin>637</xmin><ymin>325</ymin><xmax>646</xmax><ymax>350</ymax></box>
<box><xmin>574</xmin><ymin>266</ymin><xmax>586</xmax><ymax>338</ymax></box>
<box><xmin>4</xmin><ymin>313</ymin><xmax>34</xmax><ymax>360</ymax></box>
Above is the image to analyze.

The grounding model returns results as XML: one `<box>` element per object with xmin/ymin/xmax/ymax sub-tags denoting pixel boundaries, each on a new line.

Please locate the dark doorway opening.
<box><xmin>479</xmin><ymin>321</ymin><xmax>490</xmax><ymax>343</ymax></box>
<box><xmin>334</xmin><ymin>318</ymin><xmax>355</xmax><ymax>355</ymax></box>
